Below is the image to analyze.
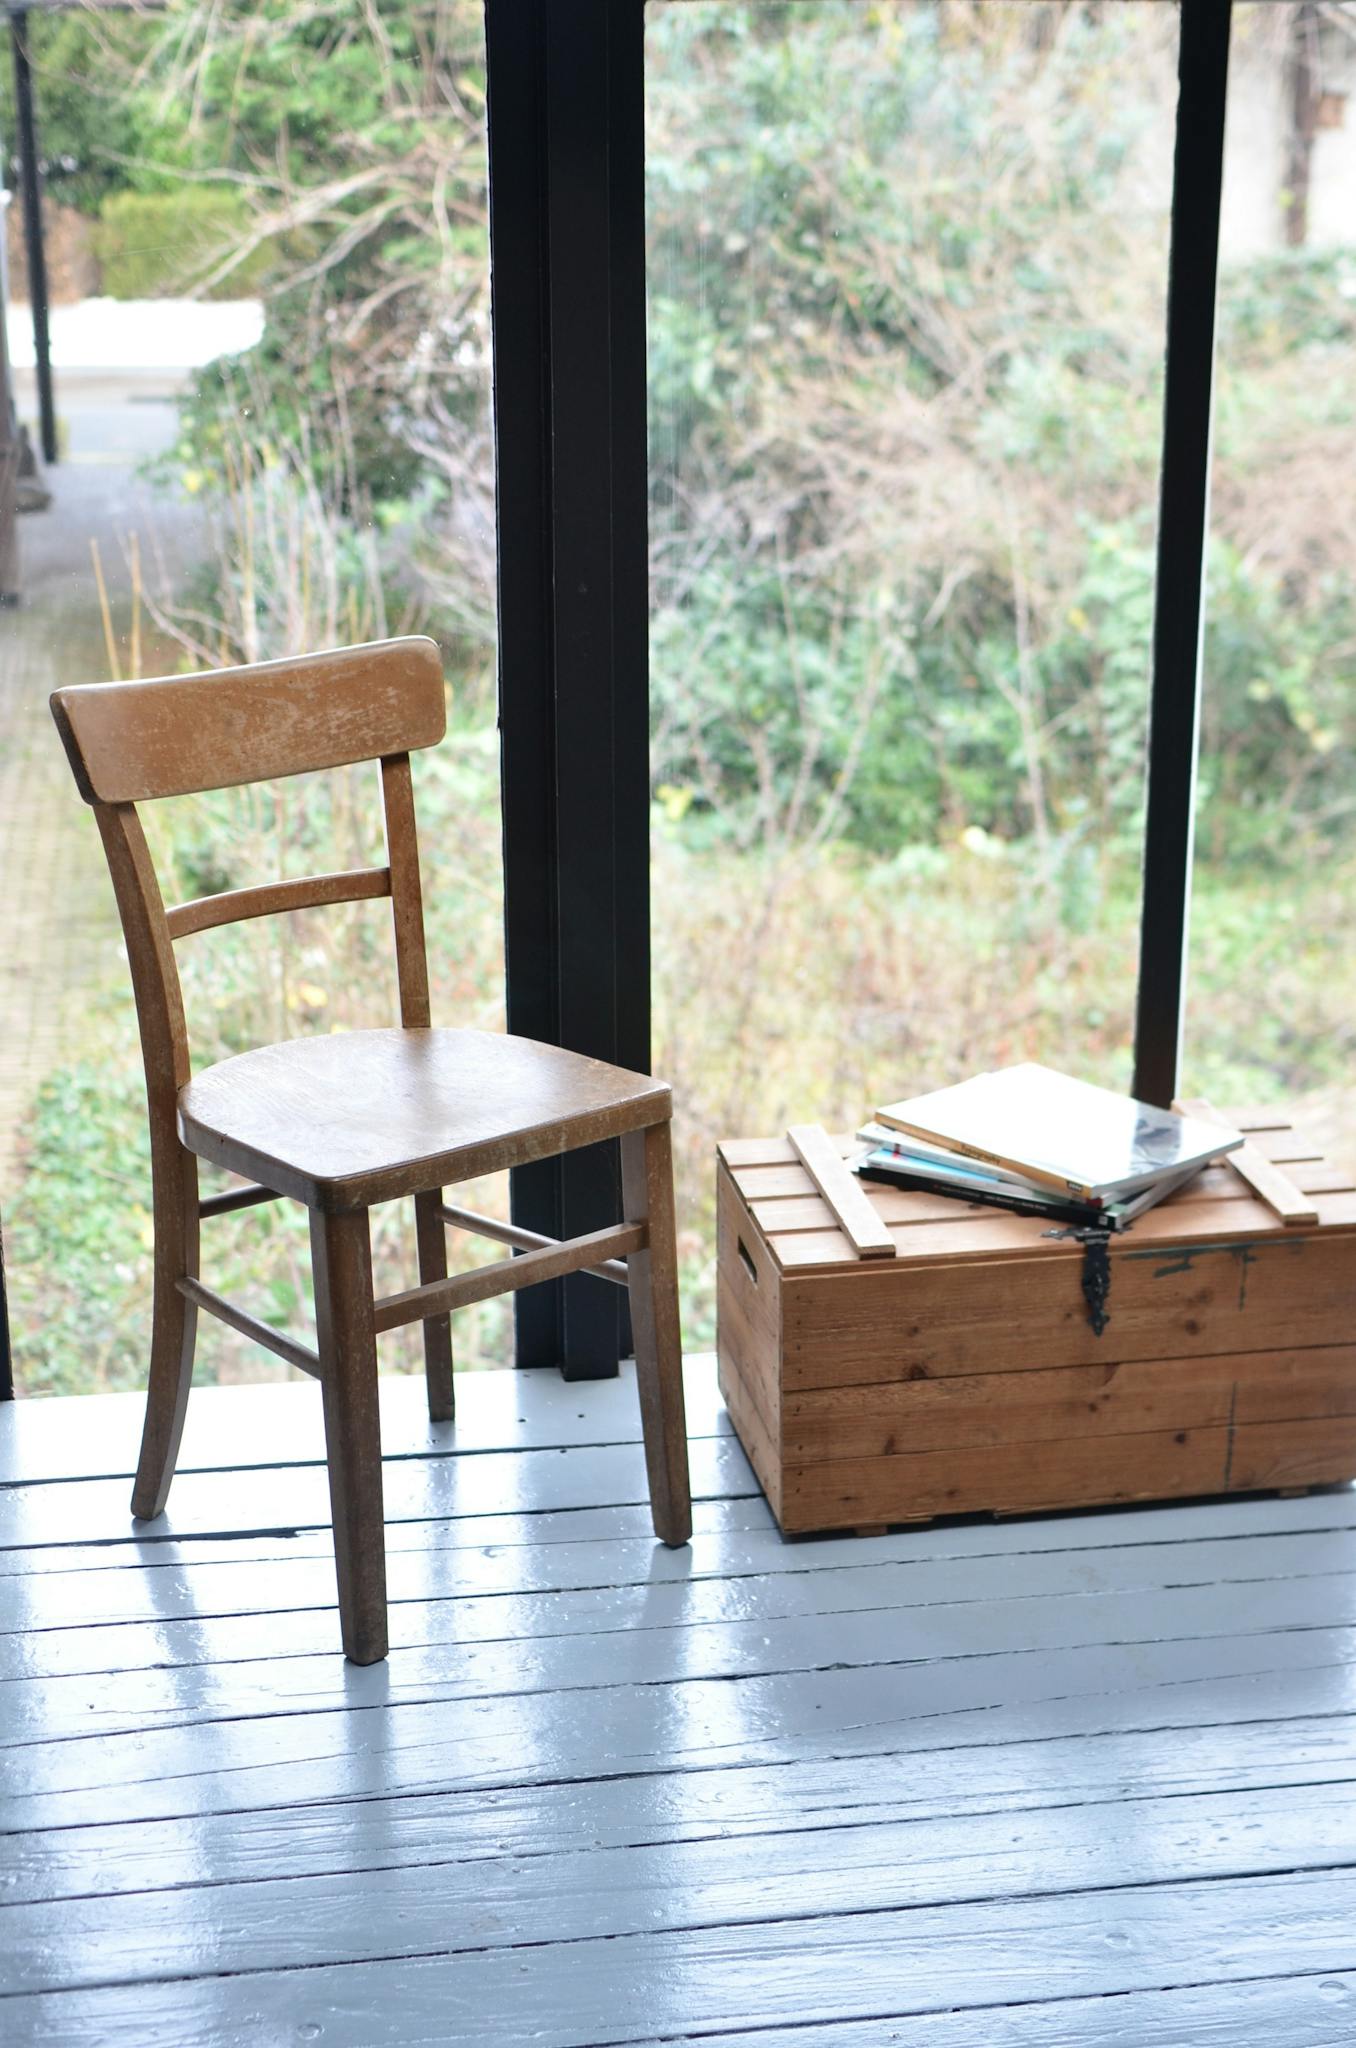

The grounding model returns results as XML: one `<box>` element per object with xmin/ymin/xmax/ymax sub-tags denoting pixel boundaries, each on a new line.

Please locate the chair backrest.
<box><xmin>50</xmin><ymin>637</ymin><xmax>448</xmax><ymax>1136</ymax></box>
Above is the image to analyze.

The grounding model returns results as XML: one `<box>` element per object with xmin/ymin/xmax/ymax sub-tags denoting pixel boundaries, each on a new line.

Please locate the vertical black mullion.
<box><xmin>1132</xmin><ymin>0</ymin><xmax>1232</xmax><ymax>1107</ymax></box>
<box><xmin>546</xmin><ymin>1</ymin><xmax>622</xmax><ymax>1376</ymax></box>
<box><xmin>548</xmin><ymin>0</ymin><xmax>648</xmax><ymax>1377</ymax></box>
<box><xmin>10</xmin><ymin>11</ymin><xmax>57</xmax><ymax>468</ymax></box>
<box><xmin>608</xmin><ymin>0</ymin><xmax>653</xmax><ymax>1110</ymax></box>
<box><xmin>486</xmin><ymin>0</ymin><xmax>650</xmax><ymax>1377</ymax></box>
<box><xmin>486</xmin><ymin>0</ymin><xmax>565</xmax><ymax>1369</ymax></box>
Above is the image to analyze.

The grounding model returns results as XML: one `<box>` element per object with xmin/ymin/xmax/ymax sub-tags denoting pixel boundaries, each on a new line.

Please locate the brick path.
<box><xmin>0</xmin><ymin>373</ymin><xmax>199</xmax><ymax>1182</ymax></box>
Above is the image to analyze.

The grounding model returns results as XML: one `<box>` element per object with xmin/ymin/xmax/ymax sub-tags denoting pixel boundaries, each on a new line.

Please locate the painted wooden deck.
<box><xmin>2</xmin><ymin>1354</ymin><xmax>1356</xmax><ymax>2044</ymax></box>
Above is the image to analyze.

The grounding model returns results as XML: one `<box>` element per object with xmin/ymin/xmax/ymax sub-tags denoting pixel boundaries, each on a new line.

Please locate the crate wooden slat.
<box><xmin>716</xmin><ymin>1108</ymin><xmax>1356</xmax><ymax>1535</ymax></box>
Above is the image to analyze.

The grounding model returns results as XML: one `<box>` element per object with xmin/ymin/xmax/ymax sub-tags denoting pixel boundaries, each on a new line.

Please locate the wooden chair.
<box><xmin>50</xmin><ymin>637</ymin><xmax>691</xmax><ymax>1663</ymax></box>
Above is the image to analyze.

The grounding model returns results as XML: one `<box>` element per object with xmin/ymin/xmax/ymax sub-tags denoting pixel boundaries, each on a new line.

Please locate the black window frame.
<box><xmin>482</xmin><ymin>0</ymin><xmax>1234</xmax><ymax>1382</ymax></box>
<box><xmin>485</xmin><ymin>0</ymin><xmax>651</xmax><ymax>1380</ymax></box>
<box><xmin>0</xmin><ymin>0</ymin><xmax>1239</xmax><ymax>1398</ymax></box>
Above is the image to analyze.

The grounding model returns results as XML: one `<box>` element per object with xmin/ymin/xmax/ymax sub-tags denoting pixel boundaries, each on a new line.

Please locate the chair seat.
<box><xmin>179</xmin><ymin>1027</ymin><xmax>670</xmax><ymax>1211</ymax></box>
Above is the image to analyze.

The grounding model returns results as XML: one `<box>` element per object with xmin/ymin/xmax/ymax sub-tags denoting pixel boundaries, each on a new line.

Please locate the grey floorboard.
<box><xmin>0</xmin><ymin>1363</ymin><xmax>1352</xmax><ymax>2044</ymax></box>
<box><xmin>0</xmin><ymin>1356</ymin><xmax>730</xmax><ymax>1487</ymax></box>
<box><xmin>3</xmin><ymin>1471</ymin><xmax>1353</xmax><ymax>1577</ymax></box>
<box><xmin>7</xmin><ymin>1624</ymin><xmax>1356</xmax><ymax>1834</ymax></box>
<box><xmin>6</xmin><ymin>1520</ymin><xmax>1356</xmax><ymax>1644</ymax></box>
<box><xmin>5</xmin><ymin>1870</ymin><xmax>1356</xmax><ymax>2048</ymax></box>
<box><xmin>6</xmin><ymin>1779</ymin><xmax>1356</xmax><ymax>1996</ymax></box>
<box><xmin>6</xmin><ymin>1715</ymin><xmax>1356</xmax><ymax>1907</ymax></box>
<box><xmin>5</xmin><ymin>1565</ymin><xmax>1356</xmax><ymax>1741</ymax></box>
<box><xmin>0</xmin><ymin>1493</ymin><xmax>774</xmax><ymax>1577</ymax></box>
<box><xmin>0</xmin><ymin>1434</ymin><xmax>758</xmax><ymax>1551</ymax></box>
<box><xmin>634</xmin><ymin>1973</ymin><xmax>1356</xmax><ymax>2048</ymax></box>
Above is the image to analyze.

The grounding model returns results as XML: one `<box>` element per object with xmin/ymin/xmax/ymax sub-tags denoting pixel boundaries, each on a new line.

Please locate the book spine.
<box><xmin>875</xmin><ymin>1114</ymin><xmax>1099</xmax><ymax>1205</ymax></box>
<box><xmin>857</xmin><ymin>1163</ymin><xmax>1101</xmax><ymax>1228</ymax></box>
<box><xmin>860</xmin><ymin>1131</ymin><xmax>1050</xmax><ymax>1194</ymax></box>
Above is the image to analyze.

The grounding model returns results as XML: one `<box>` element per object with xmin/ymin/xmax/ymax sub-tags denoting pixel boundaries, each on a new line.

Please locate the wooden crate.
<box><xmin>716</xmin><ymin>1110</ymin><xmax>1356</xmax><ymax>1535</ymax></box>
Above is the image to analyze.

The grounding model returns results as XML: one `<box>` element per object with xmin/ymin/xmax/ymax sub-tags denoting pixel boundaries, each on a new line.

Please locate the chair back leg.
<box><xmin>621</xmin><ymin>1120</ymin><xmax>692</xmax><ymax>1547</ymax></box>
<box><xmin>131</xmin><ymin>1149</ymin><xmax>201</xmax><ymax>1521</ymax></box>
<box><xmin>414</xmin><ymin>1187</ymin><xmax>455</xmax><ymax>1421</ymax></box>
<box><xmin>310</xmin><ymin>1205</ymin><xmax>389</xmax><ymax>1664</ymax></box>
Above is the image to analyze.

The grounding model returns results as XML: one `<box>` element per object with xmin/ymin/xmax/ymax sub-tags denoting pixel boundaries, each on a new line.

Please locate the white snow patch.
<box><xmin>7</xmin><ymin>297</ymin><xmax>264</xmax><ymax>371</ymax></box>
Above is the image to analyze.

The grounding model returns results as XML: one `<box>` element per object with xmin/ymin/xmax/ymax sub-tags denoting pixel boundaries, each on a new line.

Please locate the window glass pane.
<box><xmin>647</xmin><ymin>0</ymin><xmax>1178</xmax><ymax>1344</ymax></box>
<box><xmin>1188</xmin><ymin>1</ymin><xmax>1356</xmax><ymax>1165</ymax></box>
<box><xmin>1</xmin><ymin>1</ymin><xmax>504</xmax><ymax>1391</ymax></box>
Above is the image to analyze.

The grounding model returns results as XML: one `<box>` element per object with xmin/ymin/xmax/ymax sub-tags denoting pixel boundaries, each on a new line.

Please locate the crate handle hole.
<box><xmin>737</xmin><ymin>1237</ymin><xmax>759</xmax><ymax>1286</ymax></box>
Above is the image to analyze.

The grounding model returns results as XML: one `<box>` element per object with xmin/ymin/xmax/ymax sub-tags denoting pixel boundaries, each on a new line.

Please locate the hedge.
<box><xmin>92</xmin><ymin>189</ymin><xmax>278</xmax><ymax>300</ymax></box>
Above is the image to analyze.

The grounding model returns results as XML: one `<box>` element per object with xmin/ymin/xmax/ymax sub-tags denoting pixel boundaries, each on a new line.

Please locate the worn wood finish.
<box><xmin>780</xmin><ymin>1345</ymin><xmax>1356</xmax><ymax>1462</ymax></box>
<box><xmin>764</xmin><ymin>1187</ymin><xmax>1356</xmax><ymax>1272</ymax></box>
<box><xmin>780</xmin><ymin>1427</ymin><xmax>1249</xmax><ymax>1532</ymax></box>
<box><xmin>379</xmin><ymin>751</ymin><xmax>457</xmax><ymax>1418</ymax></box>
<box><xmin>93</xmin><ymin>805</ymin><xmax>201</xmax><ymax>1523</ymax></box>
<box><xmin>787</xmin><ymin>1123</ymin><xmax>896</xmax><ymax>1258</ymax></box>
<box><xmin>178</xmin><ymin>1029</ymin><xmax>670</xmax><ymax>1212</ymax></box>
<box><xmin>621</xmin><ymin>1121</ymin><xmax>693</xmax><ymax>1547</ymax></box>
<box><xmin>49</xmin><ymin>638</ymin><xmax>447</xmax><ymax>804</ymax></box>
<box><xmin>777</xmin><ymin>1230</ymin><xmax>1356</xmax><ymax>1386</ymax></box>
<box><xmin>718</xmin><ymin>1347</ymin><xmax>783</xmax><ymax>1517</ymax></box>
<box><xmin>718</xmin><ymin>1111</ymin><xmax>1356</xmax><ymax>1535</ymax></box>
<box><xmin>1178</xmin><ymin>1094</ymin><xmax>1320</xmax><ymax>1226</ymax></box>
<box><xmin>165</xmin><ymin>865</ymin><xmax>392</xmax><ymax>941</ymax></box>
<box><xmin>49</xmin><ymin>639</ymin><xmax>691</xmax><ymax>1662</ymax></box>
<box><xmin>177</xmin><ymin>1277</ymin><xmax>321</xmax><ymax>1380</ymax></box>
<box><xmin>373</xmin><ymin>1223</ymin><xmax>646</xmax><ymax>1329</ymax></box>
<box><xmin>3</xmin><ymin>1360</ymin><xmax>1356</xmax><ymax>2042</ymax></box>
<box><xmin>310</xmin><ymin>1207</ymin><xmax>387</xmax><ymax>1665</ymax></box>
<box><xmin>715</xmin><ymin>1165</ymin><xmax>783</xmax><ymax>1520</ymax></box>
<box><xmin>439</xmin><ymin>1201</ymin><xmax>629</xmax><ymax>1281</ymax></box>
<box><xmin>196</xmin><ymin>1180</ymin><xmax>282</xmax><ymax>1221</ymax></box>
<box><xmin>413</xmin><ymin>1189</ymin><xmax>455</xmax><ymax>1423</ymax></box>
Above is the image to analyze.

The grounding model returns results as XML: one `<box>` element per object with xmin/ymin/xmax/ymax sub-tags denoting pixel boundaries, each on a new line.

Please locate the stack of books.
<box><xmin>853</xmin><ymin>1064</ymin><xmax>1243</xmax><ymax>1233</ymax></box>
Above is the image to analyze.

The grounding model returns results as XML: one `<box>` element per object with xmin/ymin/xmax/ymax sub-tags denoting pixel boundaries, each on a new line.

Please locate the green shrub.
<box><xmin>93</xmin><ymin>189</ymin><xmax>278</xmax><ymax>300</ymax></box>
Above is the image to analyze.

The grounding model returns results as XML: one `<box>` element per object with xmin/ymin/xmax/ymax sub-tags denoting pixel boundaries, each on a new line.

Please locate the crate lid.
<box><xmin>718</xmin><ymin>1110</ymin><xmax>1356</xmax><ymax>1275</ymax></box>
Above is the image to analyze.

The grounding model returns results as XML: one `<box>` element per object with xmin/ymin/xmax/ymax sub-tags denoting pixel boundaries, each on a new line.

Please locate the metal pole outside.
<box><xmin>9</xmin><ymin>8</ymin><xmax>56</xmax><ymax>466</ymax></box>
<box><xmin>0</xmin><ymin>175</ymin><xmax>20</xmax><ymax>605</ymax></box>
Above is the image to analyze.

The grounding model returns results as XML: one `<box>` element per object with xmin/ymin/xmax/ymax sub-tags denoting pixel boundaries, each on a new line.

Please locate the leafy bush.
<box><xmin>92</xmin><ymin>189</ymin><xmax>279</xmax><ymax>300</ymax></box>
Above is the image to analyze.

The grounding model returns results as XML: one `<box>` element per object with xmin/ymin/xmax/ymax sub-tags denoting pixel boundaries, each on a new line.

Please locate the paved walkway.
<box><xmin>0</xmin><ymin>370</ymin><xmax>199</xmax><ymax>1182</ymax></box>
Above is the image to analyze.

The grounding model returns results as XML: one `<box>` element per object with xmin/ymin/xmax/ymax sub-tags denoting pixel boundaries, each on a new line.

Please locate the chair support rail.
<box><xmin>166</xmin><ymin>866</ymin><xmax>392</xmax><ymax>940</ymax></box>
<box><xmin>438</xmin><ymin>1201</ymin><xmax>632</xmax><ymax>1284</ymax></box>
<box><xmin>199</xmin><ymin>1181</ymin><xmax>284</xmax><ymax>1220</ymax></box>
<box><xmin>176</xmin><ymin>1276</ymin><xmax>322</xmax><ymax>1378</ymax></box>
<box><xmin>375</xmin><ymin>1220</ymin><xmax>645</xmax><ymax>1331</ymax></box>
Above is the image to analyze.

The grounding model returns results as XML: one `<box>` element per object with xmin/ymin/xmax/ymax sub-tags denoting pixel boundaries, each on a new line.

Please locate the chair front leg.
<box><xmin>414</xmin><ymin>1186</ymin><xmax>455</xmax><ymax>1422</ymax></box>
<box><xmin>310</xmin><ymin>1205</ymin><xmax>388</xmax><ymax>1664</ymax></box>
<box><xmin>620</xmin><ymin>1120</ymin><xmax>692</xmax><ymax>1548</ymax></box>
<box><xmin>132</xmin><ymin>1142</ymin><xmax>200</xmax><ymax>1521</ymax></box>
